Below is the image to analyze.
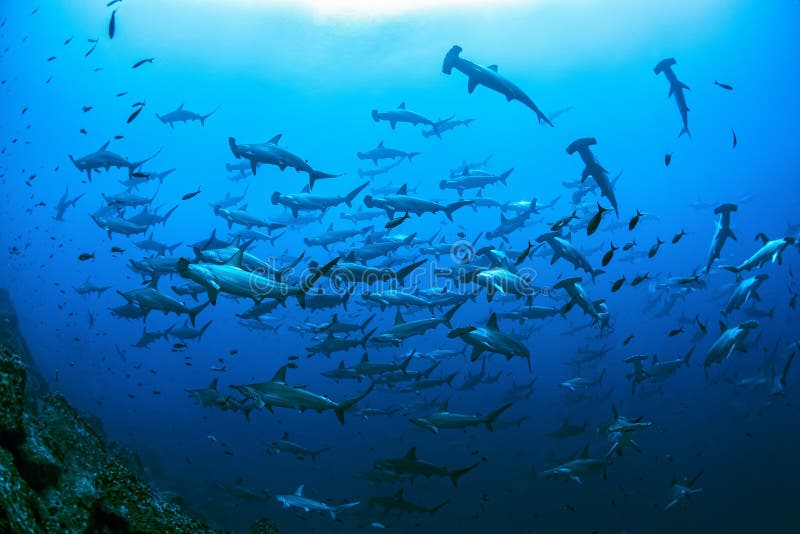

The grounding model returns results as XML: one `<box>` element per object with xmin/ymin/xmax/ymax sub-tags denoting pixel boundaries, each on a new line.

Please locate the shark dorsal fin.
<box><xmin>240</xmin><ymin>204</ymin><xmax>248</xmax><ymax>211</ymax></box>
<box><xmin>397</xmin><ymin>184</ymin><xmax>408</xmax><ymax>195</ymax></box>
<box><xmin>344</xmin><ymin>251</ymin><xmax>356</xmax><ymax>263</ymax></box>
<box><xmin>267</xmin><ymin>134</ymin><xmax>282</xmax><ymax>145</ymax></box>
<box><xmin>562</xmin><ymin>418</ymin><xmax>569</xmax><ymax>427</ymax></box>
<box><xmin>394</xmin><ymin>310</ymin><xmax>405</xmax><ymax>325</ymax></box>
<box><xmin>719</xmin><ymin>320</ymin><xmax>728</xmax><ymax>334</ymax></box>
<box><xmin>377</xmin><ymin>141</ymin><xmax>384</xmax><ymax>148</ymax></box>
<box><xmin>500</xmin><ymin>213</ymin><xmax>508</xmax><ymax>223</ymax></box>
<box><xmin>294</xmin><ymin>484</ymin><xmax>304</xmax><ymax>496</ymax></box>
<box><xmin>327</xmin><ymin>223</ymin><xmax>333</xmax><ymax>232</ymax></box>
<box><xmin>209</xmin><ymin>377</ymin><xmax>218</xmax><ymax>390</ymax></box>
<box><xmin>272</xmin><ymin>365</ymin><xmax>288</xmax><ymax>382</ymax></box>
<box><xmin>301</xmin><ymin>185</ymin><xmax>310</xmax><ymax>194</ymax></box>
<box><xmin>653</xmin><ymin>354</ymin><xmax>659</xmax><ymax>363</ymax></box>
<box><xmin>393</xmin><ymin>488</ymin><xmax>404</xmax><ymax>499</ymax></box>
<box><xmin>360</xmin><ymin>352</ymin><xmax>369</xmax><ymax>363</ymax></box>
<box><xmin>579</xmin><ymin>445</ymin><xmax>589</xmax><ymax>459</ymax></box>
<box><xmin>488</xmin><ymin>64</ymin><xmax>498</xmax><ymax>72</ymax></box>
<box><xmin>611</xmin><ymin>404</ymin><xmax>618</xmax><ymax>420</ymax></box>
<box><xmin>99</xmin><ymin>141</ymin><xmax>110</xmax><ymax>151</ymax></box>
<box><xmin>404</xmin><ymin>446</ymin><xmax>417</xmax><ymax>459</ymax></box>
<box><xmin>398</xmin><ymin>102</ymin><xmax>406</xmax><ymax>109</ymax></box>
<box><xmin>477</xmin><ymin>190</ymin><xmax>483</xmax><ymax>198</ymax></box>
<box><xmin>440</xmin><ymin>400</ymin><xmax>449</xmax><ymax>411</ymax></box>
<box><xmin>281</xmin><ymin>431</ymin><xmax>289</xmax><ymax>440</ymax></box>
<box><xmin>225</xmin><ymin>248</ymin><xmax>245</xmax><ymax>268</ymax></box>
<box><xmin>338</xmin><ymin>360</ymin><xmax>345</xmax><ymax>369</ymax></box>
<box><xmin>177</xmin><ymin>103</ymin><xmax>184</xmax><ymax>110</ymax></box>
<box><xmin>487</xmin><ymin>313</ymin><xmax>499</xmax><ymax>330</ymax></box>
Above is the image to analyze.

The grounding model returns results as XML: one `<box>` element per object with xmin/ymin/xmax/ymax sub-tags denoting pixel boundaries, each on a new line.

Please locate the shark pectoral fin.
<box><xmin>470</xmin><ymin>346</ymin><xmax>484</xmax><ymax>362</ymax></box>
<box><xmin>467</xmin><ymin>77</ymin><xmax>479</xmax><ymax>94</ymax></box>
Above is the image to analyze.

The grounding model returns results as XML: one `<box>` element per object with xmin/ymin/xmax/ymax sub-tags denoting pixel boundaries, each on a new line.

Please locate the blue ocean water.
<box><xmin>2</xmin><ymin>0</ymin><xmax>800</xmax><ymax>532</ymax></box>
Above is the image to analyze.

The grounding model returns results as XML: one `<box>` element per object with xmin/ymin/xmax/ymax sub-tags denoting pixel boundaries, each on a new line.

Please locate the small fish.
<box><xmin>515</xmin><ymin>240</ymin><xmax>534</xmax><ymax>266</ymax></box>
<box><xmin>108</xmin><ymin>9</ymin><xmax>117</xmax><ymax>39</ymax></box>
<box><xmin>229</xmin><ymin>349</ymin><xmax>238</xmax><ymax>355</ymax></box>
<box><xmin>131</xmin><ymin>172</ymin><xmax>148</xmax><ymax>178</ymax></box>
<box><xmin>630</xmin><ymin>272</ymin><xmax>650</xmax><ymax>287</ymax></box>
<box><xmin>47</xmin><ymin>56</ymin><xmax>56</xmax><ymax>62</ymax></box>
<box><xmin>78</xmin><ymin>252</ymin><xmax>95</xmax><ymax>261</ymax></box>
<box><xmin>648</xmin><ymin>237</ymin><xmax>664</xmax><ymax>259</ymax></box>
<box><xmin>64</xmin><ymin>36</ymin><xmax>73</xmax><ymax>45</ymax></box>
<box><xmin>85</xmin><ymin>42</ymin><xmax>98</xmax><ymax>57</ymax></box>
<box><xmin>695</xmin><ymin>315</ymin><xmax>707</xmax><ymax>334</ymax></box>
<box><xmin>107</xmin><ymin>0</ymin><xmax>123</xmax><ymax>5</ymax></box>
<box><xmin>457</xmin><ymin>231</ymin><xmax>466</xmax><ymax>238</ymax></box>
<box><xmin>790</xmin><ymin>292</ymin><xmax>797</xmax><ymax>311</ymax></box>
<box><xmin>81</xmin><ymin>106</ymin><xmax>92</xmax><ymax>112</ymax></box>
<box><xmin>126</xmin><ymin>104</ymin><xmax>144</xmax><ymax>124</ymax></box>
<box><xmin>79</xmin><ymin>128</ymin><xmax>87</xmax><ymax>134</ymax></box>
<box><xmin>611</xmin><ymin>275</ymin><xmax>626</xmax><ymax>292</ymax></box>
<box><xmin>628</xmin><ymin>209</ymin><xmax>644</xmax><ymax>231</ymax></box>
<box><xmin>668</xmin><ymin>328</ymin><xmax>684</xmax><ymax>337</ymax></box>
<box><xmin>111</xmin><ymin>246</ymin><xmax>125</xmax><ymax>254</ymax></box>
<box><xmin>623</xmin><ymin>333</ymin><xmax>634</xmax><ymax>345</ymax></box>
<box><xmin>287</xmin><ymin>355</ymin><xmax>299</xmax><ymax>361</ymax></box>
<box><xmin>131</xmin><ymin>101</ymin><xmax>145</xmax><ymax>107</ymax></box>
<box><xmin>116</xmin><ymin>91</ymin><xmax>128</xmax><ymax>97</ymax></box>
<box><xmin>601</xmin><ymin>242</ymin><xmax>618</xmax><ymax>267</ymax></box>
<box><xmin>672</xmin><ymin>229</ymin><xmax>686</xmax><ymax>244</ymax></box>
<box><xmin>114</xmin><ymin>135</ymin><xmax>124</xmax><ymax>140</ymax></box>
<box><xmin>182</xmin><ymin>188</ymin><xmax>201</xmax><ymax>201</ymax></box>
<box><xmin>385</xmin><ymin>211</ymin><xmax>409</xmax><ymax>229</ymax></box>
<box><xmin>714</xmin><ymin>80</ymin><xmax>734</xmax><ymax>91</ymax></box>
<box><xmin>587</xmin><ymin>202</ymin><xmax>610</xmax><ymax>236</ymax></box>
<box><xmin>664</xmin><ymin>152</ymin><xmax>672</xmax><ymax>167</ymax></box>
<box><xmin>622</xmin><ymin>240</ymin><xmax>636</xmax><ymax>251</ymax></box>
<box><xmin>173</xmin><ymin>343</ymin><xmax>187</xmax><ymax>350</ymax></box>
<box><xmin>732</xmin><ymin>128</ymin><xmax>737</xmax><ymax>149</ymax></box>
<box><xmin>132</xmin><ymin>57</ymin><xmax>154</xmax><ymax>69</ymax></box>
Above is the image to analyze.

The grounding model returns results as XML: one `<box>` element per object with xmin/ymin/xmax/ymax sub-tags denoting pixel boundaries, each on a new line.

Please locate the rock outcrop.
<box><xmin>0</xmin><ymin>289</ymin><xmax>226</xmax><ymax>533</ymax></box>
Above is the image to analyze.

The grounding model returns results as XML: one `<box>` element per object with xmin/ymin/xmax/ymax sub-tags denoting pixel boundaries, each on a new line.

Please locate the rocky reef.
<box><xmin>0</xmin><ymin>289</ymin><xmax>227</xmax><ymax>533</ymax></box>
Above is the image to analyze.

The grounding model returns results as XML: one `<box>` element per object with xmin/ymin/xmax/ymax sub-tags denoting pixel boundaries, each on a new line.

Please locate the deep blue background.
<box><xmin>1</xmin><ymin>1</ymin><xmax>799</xmax><ymax>532</ymax></box>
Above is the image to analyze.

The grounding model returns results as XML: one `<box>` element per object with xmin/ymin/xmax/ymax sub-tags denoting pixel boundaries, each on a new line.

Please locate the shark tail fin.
<box><xmin>310</xmin><ymin>447</ymin><xmax>331</xmax><ymax>462</ymax></box>
<box><xmin>200</xmin><ymin>107</ymin><xmax>218</xmax><ymax>126</ymax></box>
<box><xmin>131</xmin><ymin>147</ymin><xmax>163</xmax><ymax>176</ymax></box>
<box><xmin>345</xmin><ymin>181</ymin><xmax>370</xmax><ymax>207</ymax></box>
<box><xmin>298</xmin><ymin>256</ymin><xmax>339</xmax><ymax>309</ymax></box>
<box><xmin>678</xmin><ymin>126</ymin><xmax>692</xmax><ymax>138</ymax></box>
<box><xmin>330</xmin><ymin>501</ymin><xmax>360</xmax><ymax>520</ymax></box>
<box><xmin>395</xmin><ymin>259</ymin><xmax>426</xmax><ymax>285</ymax></box>
<box><xmin>360</xmin><ymin>328</ymin><xmax>377</xmax><ymax>349</ymax></box>
<box><xmin>428</xmin><ymin>499</ymin><xmax>450</xmax><ymax>516</ymax></box>
<box><xmin>444</xmin><ymin>200</ymin><xmax>472</xmax><ymax>221</ymax></box>
<box><xmin>485</xmin><ymin>403</ymin><xmax>513</xmax><ymax>431</ymax></box>
<box><xmin>442</xmin><ymin>301</ymin><xmax>464</xmax><ymax>329</ymax></box>
<box><xmin>360</xmin><ymin>313</ymin><xmax>376</xmax><ymax>333</ymax></box>
<box><xmin>309</xmin><ymin>169</ymin><xmax>340</xmax><ymax>191</ymax></box>
<box><xmin>334</xmin><ymin>383</ymin><xmax>374</xmax><ymax>424</ymax></box>
<box><xmin>448</xmin><ymin>461</ymin><xmax>480</xmax><ymax>488</ymax></box>
<box><xmin>188</xmin><ymin>301</ymin><xmax>210</xmax><ymax>327</ymax></box>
